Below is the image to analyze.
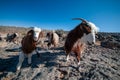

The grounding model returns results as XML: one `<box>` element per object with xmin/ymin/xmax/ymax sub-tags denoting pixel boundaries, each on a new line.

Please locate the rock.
<box><xmin>101</xmin><ymin>41</ymin><xmax>120</xmax><ymax>48</ymax></box>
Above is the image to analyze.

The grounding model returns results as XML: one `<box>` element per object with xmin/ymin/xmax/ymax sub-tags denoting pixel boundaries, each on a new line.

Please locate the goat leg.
<box><xmin>35</xmin><ymin>48</ymin><xmax>40</xmax><ymax>58</ymax></box>
<box><xmin>36</xmin><ymin>51</ymin><xmax>40</xmax><ymax>57</ymax></box>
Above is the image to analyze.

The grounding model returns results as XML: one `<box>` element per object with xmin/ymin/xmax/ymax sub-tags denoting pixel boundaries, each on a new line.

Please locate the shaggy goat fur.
<box><xmin>46</xmin><ymin>31</ymin><xmax>59</xmax><ymax>49</ymax></box>
<box><xmin>64</xmin><ymin>18</ymin><xmax>99</xmax><ymax>65</ymax></box>
<box><xmin>17</xmin><ymin>27</ymin><xmax>42</xmax><ymax>71</ymax></box>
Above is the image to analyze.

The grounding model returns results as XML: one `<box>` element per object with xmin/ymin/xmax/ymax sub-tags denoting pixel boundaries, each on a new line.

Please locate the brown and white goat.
<box><xmin>16</xmin><ymin>27</ymin><xmax>42</xmax><ymax>70</ymax></box>
<box><xmin>46</xmin><ymin>31</ymin><xmax>59</xmax><ymax>49</ymax></box>
<box><xmin>64</xmin><ymin>18</ymin><xmax>99</xmax><ymax>65</ymax></box>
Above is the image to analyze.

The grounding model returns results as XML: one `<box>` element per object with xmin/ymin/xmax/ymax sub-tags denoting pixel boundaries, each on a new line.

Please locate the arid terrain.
<box><xmin>0</xmin><ymin>26</ymin><xmax>120</xmax><ymax>80</ymax></box>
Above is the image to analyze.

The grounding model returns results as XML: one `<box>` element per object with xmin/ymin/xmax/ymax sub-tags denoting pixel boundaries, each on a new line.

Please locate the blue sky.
<box><xmin>0</xmin><ymin>0</ymin><xmax>120</xmax><ymax>32</ymax></box>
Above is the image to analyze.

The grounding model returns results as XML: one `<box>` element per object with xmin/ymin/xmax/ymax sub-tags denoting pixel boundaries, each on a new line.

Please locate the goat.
<box><xmin>16</xmin><ymin>27</ymin><xmax>42</xmax><ymax>71</ymax></box>
<box><xmin>64</xmin><ymin>18</ymin><xmax>99</xmax><ymax>65</ymax></box>
<box><xmin>6</xmin><ymin>33</ymin><xmax>19</xmax><ymax>44</ymax></box>
<box><xmin>46</xmin><ymin>31</ymin><xmax>59</xmax><ymax>49</ymax></box>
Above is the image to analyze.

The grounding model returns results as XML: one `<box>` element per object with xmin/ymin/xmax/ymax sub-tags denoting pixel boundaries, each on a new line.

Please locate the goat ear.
<box><xmin>27</xmin><ymin>30</ymin><xmax>33</xmax><ymax>35</ymax></box>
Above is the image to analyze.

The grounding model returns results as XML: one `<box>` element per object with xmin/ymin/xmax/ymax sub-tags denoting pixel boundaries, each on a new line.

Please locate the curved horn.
<box><xmin>72</xmin><ymin>18</ymin><xmax>88</xmax><ymax>23</ymax></box>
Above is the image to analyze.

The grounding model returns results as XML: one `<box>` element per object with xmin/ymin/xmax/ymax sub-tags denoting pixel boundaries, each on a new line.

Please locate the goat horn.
<box><xmin>72</xmin><ymin>18</ymin><xmax>88</xmax><ymax>23</ymax></box>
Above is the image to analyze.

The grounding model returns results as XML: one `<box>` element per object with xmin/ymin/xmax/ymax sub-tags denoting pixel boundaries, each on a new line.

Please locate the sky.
<box><xmin>0</xmin><ymin>0</ymin><xmax>120</xmax><ymax>32</ymax></box>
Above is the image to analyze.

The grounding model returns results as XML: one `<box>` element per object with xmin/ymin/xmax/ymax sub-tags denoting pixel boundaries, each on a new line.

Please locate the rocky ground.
<box><xmin>0</xmin><ymin>32</ymin><xmax>120</xmax><ymax>80</ymax></box>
